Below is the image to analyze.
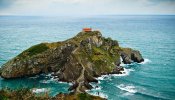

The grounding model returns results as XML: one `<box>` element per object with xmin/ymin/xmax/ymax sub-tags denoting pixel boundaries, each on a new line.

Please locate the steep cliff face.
<box><xmin>0</xmin><ymin>31</ymin><xmax>144</xmax><ymax>93</ymax></box>
<box><xmin>0</xmin><ymin>43</ymin><xmax>77</xmax><ymax>78</ymax></box>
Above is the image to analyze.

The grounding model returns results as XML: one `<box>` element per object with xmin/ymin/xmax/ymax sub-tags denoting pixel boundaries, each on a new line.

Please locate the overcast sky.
<box><xmin>0</xmin><ymin>0</ymin><xmax>175</xmax><ymax>16</ymax></box>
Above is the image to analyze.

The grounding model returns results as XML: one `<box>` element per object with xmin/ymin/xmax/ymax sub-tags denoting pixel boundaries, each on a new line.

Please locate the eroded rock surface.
<box><xmin>120</xmin><ymin>48</ymin><xmax>144</xmax><ymax>64</ymax></box>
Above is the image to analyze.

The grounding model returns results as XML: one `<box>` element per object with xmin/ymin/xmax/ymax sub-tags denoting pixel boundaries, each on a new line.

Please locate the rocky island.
<box><xmin>0</xmin><ymin>30</ymin><xmax>144</xmax><ymax>99</ymax></box>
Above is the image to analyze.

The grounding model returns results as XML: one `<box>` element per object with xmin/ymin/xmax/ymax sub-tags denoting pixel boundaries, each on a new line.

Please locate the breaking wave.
<box><xmin>32</xmin><ymin>88</ymin><xmax>49</xmax><ymax>93</ymax></box>
<box><xmin>87</xmin><ymin>83</ymin><xmax>107</xmax><ymax>98</ymax></box>
<box><xmin>117</xmin><ymin>84</ymin><xmax>137</xmax><ymax>93</ymax></box>
<box><xmin>40</xmin><ymin>76</ymin><xmax>58</xmax><ymax>84</ymax></box>
<box><xmin>88</xmin><ymin>92</ymin><xmax>108</xmax><ymax>99</ymax></box>
<box><xmin>112</xmin><ymin>68</ymin><xmax>135</xmax><ymax>77</ymax></box>
<box><xmin>139</xmin><ymin>58</ymin><xmax>151</xmax><ymax>64</ymax></box>
<box><xmin>89</xmin><ymin>83</ymin><xmax>102</xmax><ymax>91</ymax></box>
<box><xmin>96</xmin><ymin>68</ymin><xmax>135</xmax><ymax>81</ymax></box>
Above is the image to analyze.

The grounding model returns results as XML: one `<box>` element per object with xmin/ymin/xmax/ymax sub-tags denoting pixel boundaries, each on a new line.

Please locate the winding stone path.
<box><xmin>72</xmin><ymin>47</ymin><xmax>86</xmax><ymax>93</ymax></box>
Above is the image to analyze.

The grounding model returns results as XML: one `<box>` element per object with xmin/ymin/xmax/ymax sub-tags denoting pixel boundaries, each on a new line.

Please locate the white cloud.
<box><xmin>0</xmin><ymin>0</ymin><xmax>175</xmax><ymax>16</ymax></box>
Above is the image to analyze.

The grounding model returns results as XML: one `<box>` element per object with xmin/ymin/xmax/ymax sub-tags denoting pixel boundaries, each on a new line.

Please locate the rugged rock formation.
<box><xmin>0</xmin><ymin>31</ymin><xmax>144</xmax><ymax>94</ymax></box>
<box><xmin>120</xmin><ymin>48</ymin><xmax>144</xmax><ymax>64</ymax></box>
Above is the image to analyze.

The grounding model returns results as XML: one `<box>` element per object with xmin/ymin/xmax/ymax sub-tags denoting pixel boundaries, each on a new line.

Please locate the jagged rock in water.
<box><xmin>120</xmin><ymin>48</ymin><xmax>144</xmax><ymax>64</ymax></box>
<box><xmin>111</xmin><ymin>66</ymin><xmax>124</xmax><ymax>74</ymax></box>
<box><xmin>0</xmin><ymin>30</ymin><xmax>144</xmax><ymax>93</ymax></box>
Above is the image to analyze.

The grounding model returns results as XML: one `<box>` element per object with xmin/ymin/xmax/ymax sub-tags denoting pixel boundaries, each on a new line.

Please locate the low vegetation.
<box><xmin>0</xmin><ymin>88</ymin><xmax>50</xmax><ymax>100</ymax></box>
<box><xmin>0</xmin><ymin>88</ymin><xmax>105</xmax><ymax>100</ymax></box>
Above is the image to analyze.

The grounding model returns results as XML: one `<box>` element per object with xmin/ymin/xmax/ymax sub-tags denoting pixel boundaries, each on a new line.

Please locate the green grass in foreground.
<box><xmin>0</xmin><ymin>88</ymin><xmax>105</xmax><ymax>100</ymax></box>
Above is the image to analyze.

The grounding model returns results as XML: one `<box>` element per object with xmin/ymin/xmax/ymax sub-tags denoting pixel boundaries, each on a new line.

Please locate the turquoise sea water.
<box><xmin>0</xmin><ymin>15</ymin><xmax>175</xmax><ymax>100</ymax></box>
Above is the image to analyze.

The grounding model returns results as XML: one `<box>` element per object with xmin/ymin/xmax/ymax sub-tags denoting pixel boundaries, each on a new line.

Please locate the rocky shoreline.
<box><xmin>0</xmin><ymin>30</ymin><xmax>144</xmax><ymax>98</ymax></box>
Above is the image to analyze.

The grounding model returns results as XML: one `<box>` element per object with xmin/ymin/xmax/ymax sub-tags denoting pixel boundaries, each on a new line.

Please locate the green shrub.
<box><xmin>78</xmin><ymin>93</ymin><xmax>92</xmax><ymax>100</ymax></box>
<box><xmin>18</xmin><ymin>43</ymin><xmax>49</xmax><ymax>59</ymax></box>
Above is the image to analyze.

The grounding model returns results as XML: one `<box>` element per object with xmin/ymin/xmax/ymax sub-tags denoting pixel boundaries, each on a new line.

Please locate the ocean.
<box><xmin>0</xmin><ymin>15</ymin><xmax>175</xmax><ymax>100</ymax></box>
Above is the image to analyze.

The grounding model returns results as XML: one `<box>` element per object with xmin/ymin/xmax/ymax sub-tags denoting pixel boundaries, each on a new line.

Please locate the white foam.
<box><xmin>50</xmin><ymin>77</ymin><xmax>58</xmax><ymax>81</ymax></box>
<box><xmin>40</xmin><ymin>80</ymin><xmax>50</xmax><ymax>84</ymax></box>
<box><xmin>139</xmin><ymin>58</ymin><xmax>151</xmax><ymax>64</ymax></box>
<box><xmin>29</xmin><ymin>75</ymin><xmax>39</xmax><ymax>79</ymax></box>
<box><xmin>96</xmin><ymin>75</ymin><xmax>110</xmax><ymax>80</ymax></box>
<box><xmin>97</xmin><ymin>92</ymin><xmax>108</xmax><ymax>98</ymax></box>
<box><xmin>91</xmin><ymin>85</ymin><xmax>102</xmax><ymax>91</ymax></box>
<box><xmin>58</xmin><ymin>81</ymin><xmax>69</xmax><ymax>84</ymax></box>
<box><xmin>32</xmin><ymin>88</ymin><xmax>49</xmax><ymax>93</ymax></box>
<box><xmin>45</xmin><ymin>73</ymin><xmax>52</xmax><ymax>77</ymax></box>
<box><xmin>112</xmin><ymin>68</ymin><xmax>134</xmax><ymax>77</ymax></box>
<box><xmin>121</xmin><ymin>63</ymin><xmax>136</xmax><ymax>66</ymax></box>
<box><xmin>120</xmin><ymin>56</ymin><xmax>125</xmax><ymax>66</ymax></box>
<box><xmin>117</xmin><ymin>84</ymin><xmax>137</xmax><ymax>93</ymax></box>
<box><xmin>40</xmin><ymin>77</ymin><xmax>59</xmax><ymax>84</ymax></box>
<box><xmin>88</xmin><ymin>92</ymin><xmax>108</xmax><ymax>99</ymax></box>
<box><xmin>120</xmin><ymin>63</ymin><xmax>126</xmax><ymax>66</ymax></box>
<box><xmin>95</xmin><ymin>86</ymin><xmax>101</xmax><ymax>90</ymax></box>
<box><xmin>95</xmin><ymin>68</ymin><xmax>134</xmax><ymax>81</ymax></box>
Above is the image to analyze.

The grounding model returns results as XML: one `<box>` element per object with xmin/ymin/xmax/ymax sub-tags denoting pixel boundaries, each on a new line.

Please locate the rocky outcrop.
<box><xmin>0</xmin><ymin>43</ymin><xmax>77</xmax><ymax>78</ymax></box>
<box><xmin>0</xmin><ymin>30</ymin><xmax>144</xmax><ymax>94</ymax></box>
<box><xmin>120</xmin><ymin>48</ymin><xmax>144</xmax><ymax>64</ymax></box>
<box><xmin>111</xmin><ymin>66</ymin><xmax>124</xmax><ymax>74</ymax></box>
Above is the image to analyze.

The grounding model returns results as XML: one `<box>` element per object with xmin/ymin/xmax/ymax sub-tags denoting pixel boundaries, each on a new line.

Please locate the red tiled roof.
<box><xmin>83</xmin><ymin>28</ymin><xmax>92</xmax><ymax>32</ymax></box>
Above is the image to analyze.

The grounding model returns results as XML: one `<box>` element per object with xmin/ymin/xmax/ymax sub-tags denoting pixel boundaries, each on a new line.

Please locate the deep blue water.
<box><xmin>0</xmin><ymin>15</ymin><xmax>175</xmax><ymax>100</ymax></box>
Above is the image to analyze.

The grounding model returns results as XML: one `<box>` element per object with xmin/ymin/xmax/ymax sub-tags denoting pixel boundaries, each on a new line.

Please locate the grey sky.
<box><xmin>0</xmin><ymin>0</ymin><xmax>175</xmax><ymax>16</ymax></box>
